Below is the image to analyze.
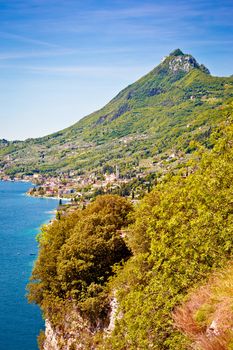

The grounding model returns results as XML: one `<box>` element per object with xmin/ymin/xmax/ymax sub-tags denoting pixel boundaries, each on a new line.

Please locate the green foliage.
<box><xmin>194</xmin><ymin>304</ymin><xmax>214</xmax><ymax>327</ymax></box>
<box><xmin>37</xmin><ymin>330</ymin><xmax>45</xmax><ymax>350</ymax></box>
<box><xmin>28</xmin><ymin>195</ymin><xmax>133</xmax><ymax>322</ymax></box>
<box><xmin>103</xmin><ymin>117</ymin><xmax>233</xmax><ymax>349</ymax></box>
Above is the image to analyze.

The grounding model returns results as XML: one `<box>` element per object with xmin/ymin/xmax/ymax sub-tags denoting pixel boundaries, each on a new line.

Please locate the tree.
<box><xmin>28</xmin><ymin>195</ymin><xmax>133</xmax><ymax>315</ymax></box>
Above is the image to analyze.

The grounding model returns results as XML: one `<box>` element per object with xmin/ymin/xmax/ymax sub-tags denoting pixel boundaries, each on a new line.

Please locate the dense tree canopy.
<box><xmin>28</xmin><ymin>195</ymin><xmax>133</xmax><ymax>319</ymax></box>
<box><xmin>105</xmin><ymin>117</ymin><xmax>233</xmax><ymax>349</ymax></box>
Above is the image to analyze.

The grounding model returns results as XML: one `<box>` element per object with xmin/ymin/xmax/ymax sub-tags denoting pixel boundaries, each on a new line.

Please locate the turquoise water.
<box><xmin>0</xmin><ymin>181</ymin><xmax>59</xmax><ymax>350</ymax></box>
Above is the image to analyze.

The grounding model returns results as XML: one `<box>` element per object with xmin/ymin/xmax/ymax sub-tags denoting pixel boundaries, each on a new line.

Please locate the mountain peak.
<box><xmin>169</xmin><ymin>48</ymin><xmax>184</xmax><ymax>56</ymax></box>
<box><xmin>163</xmin><ymin>49</ymin><xmax>210</xmax><ymax>75</ymax></box>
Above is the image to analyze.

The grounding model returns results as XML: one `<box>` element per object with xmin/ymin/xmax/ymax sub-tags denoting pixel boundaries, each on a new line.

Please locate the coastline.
<box><xmin>0</xmin><ymin>179</ymin><xmax>31</xmax><ymax>183</ymax></box>
<box><xmin>25</xmin><ymin>193</ymin><xmax>71</xmax><ymax>201</ymax></box>
<box><xmin>0</xmin><ymin>179</ymin><xmax>71</xmax><ymax>202</ymax></box>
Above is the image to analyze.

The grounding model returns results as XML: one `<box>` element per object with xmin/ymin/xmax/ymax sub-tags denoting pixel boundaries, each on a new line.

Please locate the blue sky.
<box><xmin>0</xmin><ymin>0</ymin><xmax>233</xmax><ymax>140</ymax></box>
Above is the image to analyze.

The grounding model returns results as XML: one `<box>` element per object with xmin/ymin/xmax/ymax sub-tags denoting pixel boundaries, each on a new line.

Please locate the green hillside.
<box><xmin>24</xmin><ymin>50</ymin><xmax>233</xmax><ymax>349</ymax></box>
<box><xmin>1</xmin><ymin>49</ymin><xmax>233</xmax><ymax>176</ymax></box>
<box><xmin>28</xmin><ymin>108</ymin><xmax>233</xmax><ymax>349</ymax></box>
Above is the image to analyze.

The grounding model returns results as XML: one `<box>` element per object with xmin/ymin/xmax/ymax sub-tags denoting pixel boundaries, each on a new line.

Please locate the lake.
<box><xmin>0</xmin><ymin>181</ymin><xmax>59</xmax><ymax>350</ymax></box>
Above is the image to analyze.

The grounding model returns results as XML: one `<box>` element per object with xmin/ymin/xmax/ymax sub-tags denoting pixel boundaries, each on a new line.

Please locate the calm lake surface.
<box><xmin>0</xmin><ymin>181</ymin><xmax>59</xmax><ymax>350</ymax></box>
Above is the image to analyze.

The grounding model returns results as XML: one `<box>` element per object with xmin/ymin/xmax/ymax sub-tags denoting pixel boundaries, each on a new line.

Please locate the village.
<box><xmin>0</xmin><ymin>166</ymin><xmax>134</xmax><ymax>200</ymax></box>
<box><xmin>26</xmin><ymin>166</ymin><xmax>128</xmax><ymax>200</ymax></box>
<box><xmin>0</xmin><ymin>149</ymin><xmax>189</xmax><ymax>209</ymax></box>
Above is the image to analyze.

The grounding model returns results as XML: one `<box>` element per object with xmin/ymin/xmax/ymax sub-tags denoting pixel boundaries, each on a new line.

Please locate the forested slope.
<box><xmin>28</xmin><ymin>101</ymin><xmax>233</xmax><ymax>349</ymax></box>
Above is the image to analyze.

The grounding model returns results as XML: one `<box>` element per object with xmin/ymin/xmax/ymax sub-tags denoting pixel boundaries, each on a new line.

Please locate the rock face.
<box><xmin>43</xmin><ymin>311</ymin><xmax>94</xmax><ymax>350</ymax></box>
<box><xmin>42</xmin><ymin>297</ymin><xmax>119</xmax><ymax>350</ymax></box>
<box><xmin>106</xmin><ymin>295</ymin><xmax>119</xmax><ymax>333</ymax></box>
<box><xmin>207</xmin><ymin>320</ymin><xmax>220</xmax><ymax>337</ymax></box>
<box><xmin>168</xmin><ymin>53</ymin><xmax>210</xmax><ymax>74</ymax></box>
<box><xmin>44</xmin><ymin>321</ymin><xmax>60</xmax><ymax>350</ymax></box>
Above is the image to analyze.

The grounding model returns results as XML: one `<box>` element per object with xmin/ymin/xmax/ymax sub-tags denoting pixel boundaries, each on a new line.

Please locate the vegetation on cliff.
<box><xmin>104</xmin><ymin>115</ymin><xmax>233</xmax><ymax>349</ymax></box>
<box><xmin>28</xmin><ymin>104</ymin><xmax>233</xmax><ymax>349</ymax></box>
<box><xmin>173</xmin><ymin>263</ymin><xmax>233</xmax><ymax>349</ymax></box>
<box><xmin>28</xmin><ymin>195</ymin><xmax>133</xmax><ymax>329</ymax></box>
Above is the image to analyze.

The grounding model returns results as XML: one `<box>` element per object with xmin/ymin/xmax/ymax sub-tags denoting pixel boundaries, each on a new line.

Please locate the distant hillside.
<box><xmin>1</xmin><ymin>49</ymin><xmax>233</xmax><ymax>176</ymax></box>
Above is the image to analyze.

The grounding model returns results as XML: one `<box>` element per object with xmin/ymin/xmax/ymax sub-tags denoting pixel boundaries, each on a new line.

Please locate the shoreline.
<box><xmin>0</xmin><ymin>181</ymin><xmax>72</xmax><ymax>202</ymax></box>
<box><xmin>0</xmin><ymin>179</ymin><xmax>32</xmax><ymax>183</ymax></box>
<box><xmin>25</xmin><ymin>193</ymin><xmax>71</xmax><ymax>201</ymax></box>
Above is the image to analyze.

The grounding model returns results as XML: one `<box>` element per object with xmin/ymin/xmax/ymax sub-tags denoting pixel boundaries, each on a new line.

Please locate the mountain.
<box><xmin>1</xmin><ymin>49</ymin><xmax>233</xmax><ymax>176</ymax></box>
<box><xmin>24</xmin><ymin>50</ymin><xmax>233</xmax><ymax>349</ymax></box>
